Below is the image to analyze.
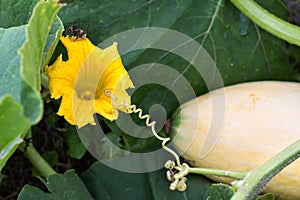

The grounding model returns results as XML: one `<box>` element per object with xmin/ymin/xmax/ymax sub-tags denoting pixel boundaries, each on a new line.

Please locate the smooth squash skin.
<box><xmin>171</xmin><ymin>81</ymin><xmax>300</xmax><ymax>200</ymax></box>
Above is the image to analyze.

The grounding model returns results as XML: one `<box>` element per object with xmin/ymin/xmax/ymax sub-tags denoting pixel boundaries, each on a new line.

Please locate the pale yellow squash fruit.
<box><xmin>171</xmin><ymin>81</ymin><xmax>300</xmax><ymax>200</ymax></box>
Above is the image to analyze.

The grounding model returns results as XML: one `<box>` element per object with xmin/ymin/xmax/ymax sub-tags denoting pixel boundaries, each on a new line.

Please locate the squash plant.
<box><xmin>0</xmin><ymin>0</ymin><xmax>300</xmax><ymax>200</ymax></box>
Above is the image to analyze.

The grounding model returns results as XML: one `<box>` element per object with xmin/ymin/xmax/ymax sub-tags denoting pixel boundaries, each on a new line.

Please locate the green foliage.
<box><xmin>0</xmin><ymin>0</ymin><xmax>63</xmax><ymax>172</ymax></box>
<box><xmin>81</xmin><ymin>162</ymin><xmax>212</xmax><ymax>200</ymax></box>
<box><xmin>19</xmin><ymin>0</ymin><xmax>63</xmax><ymax>123</ymax></box>
<box><xmin>0</xmin><ymin>0</ymin><xmax>39</xmax><ymax>27</ymax></box>
<box><xmin>206</xmin><ymin>184</ymin><xmax>234</xmax><ymax>200</ymax></box>
<box><xmin>18</xmin><ymin>170</ymin><xmax>94</xmax><ymax>200</ymax></box>
<box><xmin>0</xmin><ymin>96</ymin><xmax>30</xmax><ymax>171</ymax></box>
<box><xmin>42</xmin><ymin>17</ymin><xmax>64</xmax><ymax>72</ymax></box>
<box><xmin>0</xmin><ymin>25</ymin><xmax>26</xmax><ymax>102</ymax></box>
<box><xmin>1</xmin><ymin>0</ymin><xmax>300</xmax><ymax>199</ymax></box>
<box><xmin>64</xmin><ymin>126</ymin><xmax>86</xmax><ymax>159</ymax></box>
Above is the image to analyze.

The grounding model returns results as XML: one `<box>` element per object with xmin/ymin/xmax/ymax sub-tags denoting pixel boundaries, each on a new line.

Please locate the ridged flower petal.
<box><xmin>46</xmin><ymin>36</ymin><xmax>134</xmax><ymax>128</ymax></box>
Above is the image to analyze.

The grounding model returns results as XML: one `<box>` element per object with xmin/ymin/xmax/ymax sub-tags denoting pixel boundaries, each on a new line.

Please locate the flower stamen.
<box><xmin>79</xmin><ymin>90</ymin><xmax>93</xmax><ymax>100</ymax></box>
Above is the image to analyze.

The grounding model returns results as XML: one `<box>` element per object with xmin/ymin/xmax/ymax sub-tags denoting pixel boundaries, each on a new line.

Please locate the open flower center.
<box><xmin>78</xmin><ymin>90</ymin><xmax>94</xmax><ymax>100</ymax></box>
<box><xmin>75</xmin><ymin>85</ymin><xmax>97</xmax><ymax>101</ymax></box>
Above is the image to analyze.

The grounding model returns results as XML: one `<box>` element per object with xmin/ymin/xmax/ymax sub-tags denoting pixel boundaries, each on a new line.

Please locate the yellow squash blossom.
<box><xmin>46</xmin><ymin>36</ymin><xmax>134</xmax><ymax>128</ymax></box>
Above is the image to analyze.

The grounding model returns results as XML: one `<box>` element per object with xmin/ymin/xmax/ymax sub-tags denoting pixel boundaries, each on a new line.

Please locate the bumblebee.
<box><xmin>67</xmin><ymin>26</ymin><xmax>87</xmax><ymax>39</ymax></box>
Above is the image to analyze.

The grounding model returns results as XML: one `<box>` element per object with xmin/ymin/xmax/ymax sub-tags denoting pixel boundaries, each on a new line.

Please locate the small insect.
<box><xmin>67</xmin><ymin>25</ymin><xmax>87</xmax><ymax>39</ymax></box>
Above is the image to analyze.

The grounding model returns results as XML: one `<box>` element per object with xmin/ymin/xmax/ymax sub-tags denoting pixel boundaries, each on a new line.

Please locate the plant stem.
<box><xmin>41</xmin><ymin>73</ymin><xmax>49</xmax><ymax>89</ymax></box>
<box><xmin>189</xmin><ymin>167</ymin><xmax>248</xmax><ymax>180</ymax></box>
<box><xmin>231</xmin><ymin>140</ymin><xmax>300</xmax><ymax>200</ymax></box>
<box><xmin>231</xmin><ymin>0</ymin><xmax>300</xmax><ymax>46</ymax></box>
<box><xmin>25</xmin><ymin>143</ymin><xmax>56</xmax><ymax>178</ymax></box>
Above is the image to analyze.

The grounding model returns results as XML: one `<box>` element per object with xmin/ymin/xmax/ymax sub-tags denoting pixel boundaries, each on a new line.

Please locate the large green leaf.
<box><xmin>19</xmin><ymin>0</ymin><xmax>63</xmax><ymax>123</ymax></box>
<box><xmin>0</xmin><ymin>24</ymin><xmax>28</xmax><ymax>174</ymax></box>
<box><xmin>0</xmin><ymin>26</ymin><xmax>26</xmax><ymax>102</ymax></box>
<box><xmin>58</xmin><ymin>0</ymin><xmax>297</xmax><ymax>88</ymax></box>
<box><xmin>57</xmin><ymin>0</ymin><xmax>299</xmax><ymax>133</ymax></box>
<box><xmin>81</xmin><ymin>161</ymin><xmax>212</xmax><ymax>200</ymax></box>
<box><xmin>0</xmin><ymin>0</ymin><xmax>39</xmax><ymax>27</ymax></box>
<box><xmin>42</xmin><ymin>16</ymin><xmax>64</xmax><ymax>72</ymax></box>
<box><xmin>59</xmin><ymin>0</ymin><xmax>192</xmax><ymax>42</ymax></box>
<box><xmin>0</xmin><ymin>96</ymin><xmax>30</xmax><ymax>172</ymax></box>
<box><xmin>18</xmin><ymin>163</ymin><xmax>210</xmax><ymax>200</ymax></box>
<box><xmin>0</xmin><ymin>26</ymin><xmax>28</xmax><ymax>173</ymax></box>
<box><xmin>18</xmin><ymin>170</ymin><xmax>94</xmax><ymax>200</ymax></box>
<box><xmin>0</xmin><ymin>0</ymin><xmax>63</xmax><ymax>172</ymax></box>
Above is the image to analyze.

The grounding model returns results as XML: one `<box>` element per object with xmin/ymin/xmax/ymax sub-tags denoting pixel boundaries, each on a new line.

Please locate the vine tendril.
<box><xmin>104</xmin><ymin>88</ymin><xmax>182</xmax><ymax>167</ymax></box>
<box><xmin>126</xmin><ymin>104</ymin><xmax>182</xmax><ymax>167</ymax></box>
<box><xmin>104</xmin><ymin>89</ymin><xmax>193</xmax><ymax>190</ymax></box>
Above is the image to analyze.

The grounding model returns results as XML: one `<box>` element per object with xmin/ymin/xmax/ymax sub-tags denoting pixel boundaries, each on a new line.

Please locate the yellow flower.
<box><xmin>46</xmin><ymin>36</ymin><xmax>134</xmax><ymax>128</ymax></box>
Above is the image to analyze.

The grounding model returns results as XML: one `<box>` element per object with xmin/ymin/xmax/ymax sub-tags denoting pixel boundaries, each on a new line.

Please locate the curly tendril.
<box><xmin>104</xmin><ymin>88</ymin><xmax>191</xmax><ymax>191</ymax></box>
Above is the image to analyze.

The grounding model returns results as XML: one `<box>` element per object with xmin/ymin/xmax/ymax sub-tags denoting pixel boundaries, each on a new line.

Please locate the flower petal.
<box><xmin>94</xmin><ymin>96</ymin><xmax>118</xmax><ymax>121</ymax></box>
<box><xmin>60</xmin><ymin>36</ymin><xmax>96</xmax><ymax>62</ymax></box>
<box><xmin>56</xmin><ymin>90</ymin><xmax>96</xmax><ymax>128</ymax></box>
<box><xmin>72</xmin><ymin>91</ymin><xmax>96</xmax><ymax>128</ymax></box>
<box><xmin>47</xmin><ymin>36</ymin><xmax>134</xmax><ymax>128</ymax></box>
<box><xmin>46</xmin><ymin>55</ymin><xmax>74</xmax><ymax>99</ymax></box>
<box><xmin>95</xmin><ymin>42</ymin><xmax>134</xmax><ymax>107</ymax></box>
<box><xmin>57</xmin><ymin>93</ymin><xmax>74</xmax><ymax>125</ymax></box>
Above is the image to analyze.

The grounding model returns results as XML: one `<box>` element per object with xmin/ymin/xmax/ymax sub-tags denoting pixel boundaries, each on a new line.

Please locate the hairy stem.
<box><xmin>231</xmin><ymin>140</ymin><xmax>300</xmax><ymax>200</ymax></box>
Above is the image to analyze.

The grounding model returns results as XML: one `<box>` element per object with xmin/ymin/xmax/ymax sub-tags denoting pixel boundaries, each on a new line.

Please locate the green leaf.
<box><xmin>58</xmin><ymin>0</ymin><xmax>192</xmax><ymax>42</ymax></box>
<box><xmin>58</xmin><ymin>0</ymin><xmax>297</xmax><ymax>84</ymax></box>
<box><xmin>0</xmin><ymin>26</ymin><xmax>26</xmax><ymax>102</ymax></box>
<box><xmin>42</xmin><ymin>16</ymin><xmax>64</xmax><ymax>72</ymax></box>
<box><xmin>19</xmin><ymin>0</ymin><xmax>63</xmax><ymax>124</ymax></box>
<box><xmin>206</xmin><ymin>184</ymin><xmax>234</xmax><ymax>200</ymax></box>
<box><xmin>0</xmin><ymin>0</ymin><xmax>63</xmax><ymax>172</ymax></box>
<box><xmin>104</xmin><ymin>116</ymin><xmax>163</xmax><ymax>153</ymax></box>
<box><xmin>81</xmin><ymin>161</ymin><xmax>212</xmax><ymax>200</ymax></box>
<box><xmin>18</xmin><ymin>170</ymin><xmax>94</xmax><ymax>200</ymax></box>
<box><xmin>0</xmin><ymin>96</ymin><xmax>31</xmax><ymax>172</ymax></box>
<box><xmin>93</xmin><ymin>131</ymin><xmax>125</xmax><ymax>159</ymax></box>
<box><xmin>63</xmin><ymin>126</ymin><xmax>86</xmax><ymax>159</ymax></box>
<box><xmin>0</xmin><ymin>0</ymin><xmax>40</xmax><ymax>27</ymax></box>
<box><xmin>17</xmin><ymin>185</ymin><xmax>53</xmax><ymax>200</ymax></box>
